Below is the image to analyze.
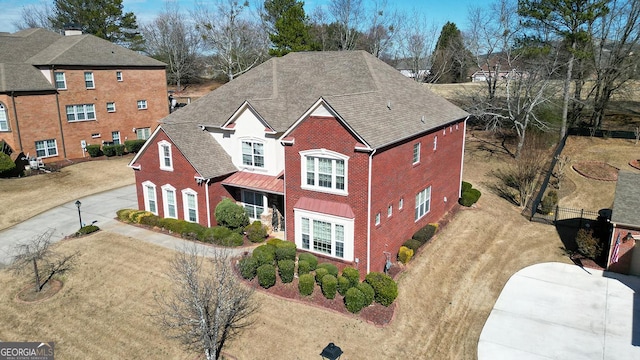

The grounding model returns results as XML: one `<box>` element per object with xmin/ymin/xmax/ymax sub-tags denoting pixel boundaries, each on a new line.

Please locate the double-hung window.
<box><xmin>0</xmin><ymin>103</ymin><xmax>8</xmax><ymax>131</ymax></box>
<box><xmin>162</xmin><ymin>185</ymin><xmax>177</xmax><ymax>218</ymax></box>
<box><xmin>158</xmin><ymin>140</ymin><xmax>173</xmax><ymax>171</ymax></box>
<box><xmin>54</xmin><ymin>72</ymin><xmax>66</xmax><ymax>89</ymax></box>
<box><xmin>116</xmin><ymin>71</ymin><xmax>123</xmax><ymax>81</ymax></box>
<box><xmin>182</xmin><ymin>189</ymin><xmax>198</xmax><ymax>223</ymax></box>
<box><xmin>66</xmin><ymin>104</ymin><xmax>96</xmax><ymax>121</ymax></box>
<box><xmin>136</xmin><ymin>127</ymin><xmax>150</xmax><ymax>140</ymax></box>
<box><xmin>415</xmin><ymin>186</ymin><xmax>431</xmax><ymax>221</ymax></box>
<box><xmin>142</xmin><ymin>181</ymin><xmax>157</xmax><ymax>214</ymax></box>
<box><xmin>107</xmin><ymin>102</ymin><xmax>116</xmax><ymax>112</ymax></box>
<box><xmin>413</xmin><ymin>143</ymin><xmax>421</xmax><ymax>164</ymax></box>
<box><xmin>35</xmin><ymin>139</ymin><xmax>57</xmax><ymax>158</ymax></box>
<box><xmin>242</xmin><ymin>190</ymin><xmax>264</xmax><ymax>220</ymax></box>
<box><xmin>297</xmin><ymin>212</ymin><xmax>352</xmax><ymax>260</ymax></box>
<box><xmin>112</xmin><ymin>131</ymin><xmax>120</xmax><ymax>145</ymax></box>
<box><xmin>241</xmin><ymin>140</ymin><xmax>264</xmax><ymax>168</ymax></box>
<box><xmin>84</xmin><ymin>72</ymin><xmax>95</xmax><ymax>89</ymax></box>
<box><xmin>301</xmin><ymin>150</ymin><xmax>348</xmax><ymax>195</ymax></box>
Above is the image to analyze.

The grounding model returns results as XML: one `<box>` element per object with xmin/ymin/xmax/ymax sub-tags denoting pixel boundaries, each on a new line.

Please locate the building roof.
<box><xmin>161</xmin><ymin>50</ymin><xmax>469</xmax><ymax>149</ymax></box>
<box><xmin>222</xmin><ymin>170</ymin><xmax>284</xmax><ymax>195</ymax></box>
<box><xmin>162</xmin><ymin>122</ymin><xmax>237</xmax><ymax>180</ymax></box>
<box><xmin>611</xmin><ymin>171</ymin><xmax>640</xmax><ymax>228</ymax></box>
<box><xmin>0</xmin><ymin>28</ymin><xmax>165</xmax><ymax>93</ymax></box>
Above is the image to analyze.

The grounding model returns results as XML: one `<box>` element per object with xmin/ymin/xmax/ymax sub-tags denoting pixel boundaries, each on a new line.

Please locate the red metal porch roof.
<box><xmin>222</xmin><ymin>171</ymin><xmax>284</xmax><ymax>194</ymax></box>
<box><xmin>294</xmin><ymin>197</ymin><xmax>355</xmax><ymax>219</ymax></box>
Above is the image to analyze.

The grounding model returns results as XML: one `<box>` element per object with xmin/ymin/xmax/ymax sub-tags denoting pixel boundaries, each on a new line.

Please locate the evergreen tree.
<box><xmin>263</xmin><ymin>0</ymin><xmax>314</xmax><ymax>56</ymax></box>
<box><xmin>430</xmin><ymin>22</ymin><xmax>469</xmax><ymax>83</ymax></box>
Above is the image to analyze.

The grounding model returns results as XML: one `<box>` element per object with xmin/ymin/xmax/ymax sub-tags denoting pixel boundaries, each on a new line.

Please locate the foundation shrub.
<box><xmin>345</xmin><ymin>287</ymin><xmax>366</xmax><ymax>314</ymax></box>
<box><xmin>214</xmin><ymin>198</ymin><xmax>249</xmax><ymax>232</ymax></box>
<box><xmin>461</xmin><ymin>181</ymin><xmax>472</xmax><ymax>193</ymax></box>
<box><xmin>402</xmin><ymin>239</ymin><xmax>422</xmax><ymax>252</ymax></box>
<box><xmin>412</xmin><ymin>223</ymin><xmax>438</xmax><ymax>244</ymax></box>
<box><xmin>298</xmin><ymin>253</ymin><xmax>318</xmax><ymax>270</ymax></box>
<box><xmin>252</xmin><ymin>244</ymin><xmax>276</xmax><ymax>266</ymax></box>
<box><xmin>257</xmin><ymin>264</ymin><xmax>276</xmax><ymax>289</ymax></box>
<box><xmin>124</xmin><ymin>139</ymin><xmax>145</xmax><ymax>153</ymax></box>
<box><xmin>298</xmin><ymin>274</ymin><xmax>315</xmax><ymax>296</ymax></box>
<box><xmin>266</xmin><ymin>238</ymin><xmax>285</xmax><ymax>247</ymax></box>
<box><xmin>321</xmin><ymin>274</ymin><xmax>337</xmax><ymax>299</ymax></box>
<box><xmin>365</xmin><ymin>272</ymin><xmax>398</xmax><ymax>307</ymax></box>
<box><xmin>86</xmin><ymin>144</ymin><xmax>102</xmax><ymax>157</ymax></box>
<box><xmin>278</xmin><ymin>259</ymin><xmax>295</xmax><ymax>283</ymax></box>
<box><xmin>337</xmin><ymin>275</ymin><xmax>351</xmax><ymax>296</ymax></box>
<box><xmin>315</xmin><ymin>267</ymin><xmax>328</xmax><ymax>284</ymax></box>
<box><xmin>317</xmin><ymin>263</ymin><xmax>339</xmax><ymax>277</ymax></box>
<box><xmin>204</xmin><ymin>226</ymin><xmax>243</xmax><ymax>246</ymax></box>
<box><xmin>102</xmin><ymin>144</ymin><xmax>125</xmax><ymax>157</ymax></box>
<box><xmin>275</xmin><ymin>241</ymin><xmax>297</xmax><ymax>261</ymax></box>
<box><xmin>397</xmin><ymin>246</ymin><xmax>414</xmax><ymax>264</ymax></box>
<box><xmin>245</xmin><ymin>221</ymin><xmax>268</xmax><ymax>243</ymax></box>
<box><xmin>239</xmin><ymin>256</ymin><xmax>258</xmax><ymax>280</ymax></box>
<box><xmin>357</xmin><ymin>282</ymin><xmax>375</xmax><ymax>306</ymax></box>
<box><xmin>117</xmin><ymin>209</ymin><xmax>134</xmax><ymax>222</ymax></box>
<box><xmin>341</xmin><ymin>267</ymin><xmax>359</xmax><ymax>288</ymax></box>
<box><xmin>139</xmin><ymin>213</ymin><xmax>160</xmax><ymax>227</ymax></box>
<box><xmin>297</xmin><ymin>260</ymin><xmax>311</xmax><ymax>275</ymax></box>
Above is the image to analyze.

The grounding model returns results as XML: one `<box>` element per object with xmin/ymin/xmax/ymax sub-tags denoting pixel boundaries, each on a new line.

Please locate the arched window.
<box><xmin>0</xmin><ymin>103</ymin><xmax>9</xmax><ymax>131</ymax></box>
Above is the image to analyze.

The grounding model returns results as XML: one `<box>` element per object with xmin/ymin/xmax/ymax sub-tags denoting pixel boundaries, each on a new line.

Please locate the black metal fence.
<box><xmin>531</xmin><ymin>205</ymin><xmax>601</xmax><ymax>226</ymax></box>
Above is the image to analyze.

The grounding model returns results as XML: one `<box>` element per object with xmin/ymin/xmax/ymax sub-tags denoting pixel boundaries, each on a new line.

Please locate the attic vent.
<box><xmin>387</xmin><ymin>100</ymin><xmax>391</xmax><ymax>110</ymax></box>
<box><xmin>420</xmin><ymin>115</ymin><xmax>425</xmax><ymax>124</ymax></box>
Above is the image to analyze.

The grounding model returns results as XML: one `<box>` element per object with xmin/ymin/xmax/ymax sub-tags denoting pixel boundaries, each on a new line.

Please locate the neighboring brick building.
<box><xmin>129</xmin><ymin>51</ymin><xmax>469</xmax><ymax>274</ymax></box>
<box><xmin>0</xmin><ymin>28</ymin><xmax>167</xmax><ymax>163</ymax></box>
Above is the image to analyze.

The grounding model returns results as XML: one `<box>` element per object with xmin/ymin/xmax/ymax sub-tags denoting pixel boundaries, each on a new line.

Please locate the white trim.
<box><xmin>413</xmin><ymin>142</ymin><xmax>421</xmax><ymax>164</ymax></box>
<box><xmin>128</xmin><ymin>125</ymin><xmax>163</xmax><ymax>169</ymax></box>
<box><xmin>205</xmin><ymin>179</ymin><xmax>211</xmax><ymax>227</ymax></box>
<box><xmin>294</xmin><ymin>208</ymin><xmax>354</xmax><ymax>261</ymax></box>
<box><xmin>142</xmin><ymin>181</ymin><xmax>158</xmax><ymax>215</ymax></box>
<box><xmin>459</xmin><ymin>118</ymin><xmax>468</xmax><ymax>199</ymax></box>
<box><xmin>158</xmin><ymin>140</ymin><xmax>173</xmax><ymax>171</ymax></box>
<box><xmin>415</xmin><ymin>186</ymin><xmax>432</xmax><ymax>221</ymax></box>
<box><xmin>367</xmin><ymin>148</ymin><xmax>376</xmax><ymax>274</ymax></box>
<box><xmin>300</xmin><ymin>149</ymin><xmax>349</xmax><ymax>196</ymax></box>
<box><xmin>182</xmin><ymin>188</ymin><xmax>199</xmax><ymax>223</ymax></box>
<box><xmin>84</xmin><ymin>71</ymin><xmax>95</xmax><ymax>89</ymax></box>
<box><xmin>162</xmin><ymin>184</ymin><xmax>177</xmax><ymax>219</ymax></box>
<box><xmin>239</xmin><ymin>137</ymin><xmax>266</xmax><ymax>169</ymax></box>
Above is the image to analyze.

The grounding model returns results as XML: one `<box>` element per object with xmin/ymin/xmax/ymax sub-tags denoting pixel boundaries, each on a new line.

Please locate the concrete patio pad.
<box><xmin>479</xmin><ymin>262</ymin><xmax>640</xmax><ymax>360</ymax></box>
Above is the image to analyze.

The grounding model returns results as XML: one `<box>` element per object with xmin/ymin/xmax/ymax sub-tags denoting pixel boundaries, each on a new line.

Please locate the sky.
<box><xmin>0</xmin><ymin>0</ymin><xmax>485</xmax><ymax>34</ymax></box>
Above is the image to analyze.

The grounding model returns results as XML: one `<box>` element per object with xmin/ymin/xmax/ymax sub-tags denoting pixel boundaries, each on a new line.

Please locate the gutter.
<box><xmin>53</xmin><ymin>66</ymin><xmax>67</xmax><ymax>158</ymax></box>
<box><xmin>459</xmin><ymin>116</ymin><xmax>469</xmax><ymax>197</ymax></box>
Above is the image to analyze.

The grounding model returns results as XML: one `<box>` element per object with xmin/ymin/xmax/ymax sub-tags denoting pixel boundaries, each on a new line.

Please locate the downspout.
<box><xmin>458</xmin><ymin>116</ymin><xmax>469</xmax><ymax>197</ymax></box>
<box><xmin>366</xmin><ymin>148</ymin><xmax>377</xmax><ymax>274</ymax></box>
<box><xmin>54</xmin><ymin>87</ymin><xmax>67</xmax><ymax>158</ymax></box>
<box><xmin>206</xmin><ymin>178</ymin><xmax>211</xmax><ymax>228</ymax></box>
<box><xmin>10</xmin><ymin>92</ymin><xmax>23</xmax><ymax>152</ymax></box>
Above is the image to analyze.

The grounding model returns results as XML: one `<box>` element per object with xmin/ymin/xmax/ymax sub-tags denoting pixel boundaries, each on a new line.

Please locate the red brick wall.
<box><xmin>284</xmin><ymin>115</ymin><xmax>371</xmax><ymax>271</ymax></box>
<box><xmin>608</xmin><ymin>227</ymin><xmax>640</xmax><ymax>274</ymax></box>
<box><xmin>131</xmin><ymin>130</ymin><xmax>233</xmax><ymax>227</ymax></box>
<box><xmin>369</xmin><ymin>121</ymin><xmax>465</xmax><ymax>273</ymax></box>
<box><xmin>1</xmin><ymin>67</ymin><xmax>167</xmax><ymax>162</ymax></box>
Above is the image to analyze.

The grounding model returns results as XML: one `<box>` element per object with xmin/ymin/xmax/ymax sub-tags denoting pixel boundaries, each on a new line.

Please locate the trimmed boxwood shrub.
<box><xmin>298</xmin><ymin>273</ymin><xmax>315</xmax><ymax>296</ymax></box>
<box><xmin>275</xmin><ymin>241</ymin><xmax>297</xmax><ymax>261</ymax></box>
<box><xmin>365</xmin><ymin>272</ymin><xmax>398</xmax><ymax>307</ymax></box>
<box><xmin>245</xmin><ymin>221</ymin><xmax>268</xmax><ymax>243</ymax></box>
<box><xmin>402</xmin><ymin>239</ymin><xmax>422</xmax><ymax>252</ymax></box>
<box><xmin>461</xmin><ymin>181</ymin><xmax>472</xmax><ymax>193</ymax></box>
<box><xmin>117</xmin><ymin>209</ymin><xmax>134</xmax><ymax>222</ymax></box>
<box><xmin>315</xmin><ymin>267</ymin><xmax>328</xmax><ymax>284</ymax></box>
<box><xmin>124</xmin><ymin>139</ymin><xmax>146</xmax><ymax>153</ymax></box>
<box><xmin>337</xmin><ymin>275</ymin><xmax>351</xmax><ymax>296</ymax></box>
<box><xmin>139</xmin><ymin>213</ymin><xmax>160</xmax><ymax>227</ymax></box>
<box><xmin>459</xmin><ymin>182</ymin><xmax>482</xmax><ymax>207</ymax></box>
<box><xmin>128</xmin><ymin>210</ymin><xmax>150</xmax><ymax>223</ymax></box>
<box><xmin>214</xmin><ymin>198</ymin><xmax>249</xmax><ymax>232</ymax></box>
<box><xmin>357</xmin><ymin>282</ymin><xmax>375</xmax><ymax>307</ymax></box>
<box><xmin>180</xmin><ymin>222</ymin><xmax>205</xmax><ymax>240</ymax></box>
<box><xmin>257</xmin><ymin>264</ymin><xmax>276</xmax><ymax>289</ymax></box>
<box><xmin>252</xmin><ymin>244</ymin><xmax>276</xmax><ymax>266</ymax></box>
<box><xmin>204</xmin><ymin>226</ymin><xmax>243</xmax><ymax>247</ymax></box>
<box><xmin>75</xmin><ymin>225</ymin><xmax>99</xmax><ymax>236</ymax></box>
<box><xmin>298</xmin><ymin>253</ymin><xmax>318</xmax><ymax>270</ymax></box>
<box><xmin>158</xmin><ymin>218</ymin><xmax>186</xmax><ymax>234</ymax></box>
<box><xmin>345</xmin><ymin>287</ymin><xmax>366</xmax><ymax>314</ymax></box>
<box><xmin>278</xmin><ymin>259</ymin><xmax>295</xmax><ymax>283</ymax></box>
<box><xmin>321</xmin><ymin>274</ymin><xmax>337</xmax><ymax>299</ymax></box>
<box><xmin>317</xmin><ymin>263</ymin><xmax>339</xmax><ymax>277</ymax></box>
<box><xmin>341</xmin><ymin>267</ymin><xmax>359</xmax><ymax>288</ymax></box>
<box><xmin>397</xmin><ymin>246</ymin><xmax>414</xmax><ymax>264</ymax></box>
<box><xmin>412</xmin><ymin>223</ymin><xmax>438</xmax><ymax>244</ymax></box>
<box><xmin>86</xmin><ymin>144</ymin><xmax>102</xmax><ymax>157</ymax></box>
<box><xmin>266</xmin><ymin>238</ymin><xmax>285</xmax><ymax>247</ymax></box>
<box><xmin>297</xmin><ymin>260</ymin><xmax>311</xmax><ymax>275</ymax></box>
<box><xmin>239</xmin><ymin>256</ymin><xmax>258</xmax><ymax>280</ymax></box>
<box><xmin>103</xmin><ymin>144</ymin><xmax>125</xmax><ymax>157</ymax></box>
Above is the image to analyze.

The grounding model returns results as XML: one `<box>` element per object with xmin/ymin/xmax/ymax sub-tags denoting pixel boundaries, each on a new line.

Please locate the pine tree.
<box><xmin>264</xmin><ymin>0</ymin><xmax>315</xmax><ymax>56</ymax></box>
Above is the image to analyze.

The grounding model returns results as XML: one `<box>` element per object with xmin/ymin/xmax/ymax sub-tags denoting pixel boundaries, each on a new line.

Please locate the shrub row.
<box><xmin>459</xmin><ymin>181</ymin><xmax>481</xmax><ymax>207</ymax></box>
<box><xmin>86</xmin><ymin>143</ymin><xmax>127</xmax><ymax>158</ymax></box>
<box><xmin>401</xmin><ymin>223</ymin><xmax>439</xmax><ymax>257</ymax></box>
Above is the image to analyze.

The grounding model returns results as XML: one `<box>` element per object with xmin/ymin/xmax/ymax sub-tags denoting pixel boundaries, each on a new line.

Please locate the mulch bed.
<box><xmin>630</xmin><ymin>159</ymin><xmax>640</xmax><ymax>170</ymax></box>
<box><xmin>572</xmin><ymin>161</ymin><xmax>619</xmax><ymax>181</ymax></box>
<box><xmin>15</xmin><ymin>279</ymin><xmax>63</xmax><ymax>303</ymax></box>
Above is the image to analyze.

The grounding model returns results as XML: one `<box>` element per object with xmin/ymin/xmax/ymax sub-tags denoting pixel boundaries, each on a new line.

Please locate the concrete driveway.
<box><xmin>479</xmin><ymin>262</ymin><xmax>640</xmax><ymax>360</ymax></box>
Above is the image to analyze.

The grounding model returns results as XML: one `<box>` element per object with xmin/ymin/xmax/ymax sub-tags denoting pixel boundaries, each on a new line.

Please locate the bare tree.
<box><xmin>11</xmin><ymin>229</ymin><xmax>78</xmax><ymax>293</ymax></box>
<box><xmin>328</xmin><ymin>0</ymin><xmax>364</xmax><ymax>50</ymax></box>
<box><xmin>399</xmin><ymin>14</ymin><xmax>438</xmax><ymax>82</ymax></box>
<box><xmin>13</xmin><ymin>1</ymin><xmax>55</xmax><ymax>30</ymax></box>
<box><xmin>193</xmin><ymin>0</ymin><xmax>268</xmax><ymax>81</ymax></box>
<box><xmin>361</xmin><ymin>0</ymin><xmax>403</xmax><ymax>58</ymax></box>
<box><xmin>154</xmin><ymin>245</ymin><xmax>258</xmax><ymax>360</ymax></box>
<box><xmin>142</xmin><ymin>2</ymin><xmax>202</xmax><ymax>91</ymax></box>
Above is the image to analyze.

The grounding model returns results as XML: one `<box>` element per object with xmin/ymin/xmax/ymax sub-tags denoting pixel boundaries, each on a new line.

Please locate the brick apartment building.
<box><xmin>129</xmin><ymin>51</ymin><xmax>469</xmax><ymax>274</ymax></box>
<box><xmin>0</xmin><ymin>28</ymin><xmax>167</xmax><ymax>163</ymax></box>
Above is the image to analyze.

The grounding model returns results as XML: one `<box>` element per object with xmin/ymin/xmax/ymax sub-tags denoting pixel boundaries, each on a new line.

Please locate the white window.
<box><xmin>242</xmin><ymin>190</ymin><xmax>264</xmax><ymax>220</ymax></box>
<box><xmin>387</xmin><ymin>205</ymin><xmax>392</xmax><ymax>218</ymax></box>
<box><xmin>296</xmin><ymin>211</ymin><xmax>353</xmax><ymax>260</ymax></box>
<box><xmin>66</xmin><ymin>104</ymin><xmax>96</xmax><ymax>121</ymax></box>
<box><xmin>241</xmin><ymin>140</ymin><xmax>264</xmax><ymax>168</ymax></box>
<box><xmin>112</xmin><ymin>131</ymin><xmax>120</xmax><ymax>145</ymax></box>
<box><xmin>301</xmin><ymin>150</ymin><xmax>348</xmax><ymax>195</ymax></box>
<box><xmin>142</xmin><ymin>181</ymin><xmax>157</xmax><ymax>214</ymax></box>
<box><xmin>375</xmin><ymin>213</ymin><xmax>381</xmax><ymax>225</ymax></box>
<box><xmin>136</xmin><ymin>127</ymin><xmax>150</xmax><ymax>140</ymax></box>
<box><xmin>54</xmin><ymin>72</ymin><xmax>66</xmax><ymax>89</ymax></box>
<box><xmin>116</xmin><ymin>71</ymin><xmax>123</xmax><ymax>81</ymax></box>
<box><xmin>182</xmin><ymin>189</ymin><xmax>198</xmax><ymax>223</ymax></box>
<box><xmin>84</xmin><ymin>72</ymin><xmax>95</xmax><ymax>89</ymax></box>
<box><xmin>107</xmin><ymin>102</ymin><xmax>116</xmax><ymax>112</ymax></box>
<box><xmin>434</xmin><ymin>135</ymin><xmax>438</xmax><ymax>150</ymax></box>
<box><xmin>137</xmin><ymin>100</ymin><xmax>148</xmax><ymax>110</ymax></box>
<box><xmin>413</xmin><ymin>142</ymin><xmax>420</xmax><ymax>164</ymax></box>
<box><xmin>35</xmin><ymin>139</ymin><xmax>57</xmax><ymax>158</ymax></box>
<box><xmin>399</xmin><ymin>198</ymin><xmax>404</xmax><ymax>210</ymax></box>
<box><xmin>158</xmin><ymin>140</ymin><xmax>173</xmax><ymax>171</ymax></box>
<box><xmin>91</xmin><ymin>133</ymin><xmax>100</xmax><ymax>138</ymax></box>
<box><xmin>415</xmin><ymin>186</ymin><xmax>431</xmax><ymax>221</ymax></box>
<box><xmin>162</xmin><ymin>185</ymin><xmax>177</xmax><ymax>218</ymax></box>
<box><xmin>0</xmin><ymin>103</ymin><xmax>8</xmax><ymax>131</ymax></box>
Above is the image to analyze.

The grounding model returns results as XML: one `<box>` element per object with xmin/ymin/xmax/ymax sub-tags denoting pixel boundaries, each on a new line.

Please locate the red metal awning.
<box><xmin>222</xmin><ymin>170</ymin><xmax>284</xmax><ymax>195</ymax></box>
<box><xmin>294</xmin><ymin>197</ymin><xmax>355</xmax><ymax>219</ymax></box>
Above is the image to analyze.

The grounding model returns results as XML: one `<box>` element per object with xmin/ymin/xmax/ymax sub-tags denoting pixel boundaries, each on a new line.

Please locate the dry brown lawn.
<box><xmin>0</xmin><ymin>156</ymin><xmax>135</xmax><ymax>231</ymax></box>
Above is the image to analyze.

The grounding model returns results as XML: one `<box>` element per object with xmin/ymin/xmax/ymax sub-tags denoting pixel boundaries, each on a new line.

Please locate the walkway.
<box><xmin>479</xmin><ymin>262</ymin><xmax>640</xmax><ymax>360</ymax></box>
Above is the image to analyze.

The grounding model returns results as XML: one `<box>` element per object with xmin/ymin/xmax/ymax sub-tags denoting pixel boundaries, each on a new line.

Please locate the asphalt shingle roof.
<box><xmin>611</xmin><ymin>171</ymin><xmax>640</xmax><ymax>227</ymax></box>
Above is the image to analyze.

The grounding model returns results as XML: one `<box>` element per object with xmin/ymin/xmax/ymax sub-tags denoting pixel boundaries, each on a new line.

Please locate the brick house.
<box><xmin>607</xmin><ymin>171</ymin><xmax>640</xmax><ymax>275</ymax></box>
<box><xmin>0</xmin><ymin>28</ymin><xmax>167</xmax><ymax>163</ymax></box>
<box><xmin>129</xmin><ymin>51</ymin><xmax>469</xmax><ymax>274</ymax></box>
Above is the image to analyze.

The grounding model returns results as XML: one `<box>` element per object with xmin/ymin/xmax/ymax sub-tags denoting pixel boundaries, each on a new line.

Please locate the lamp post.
<box><xmin>75</xmin><ymin>200</ymin><xmax>83</xmax><ymax>229</ymax></box>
